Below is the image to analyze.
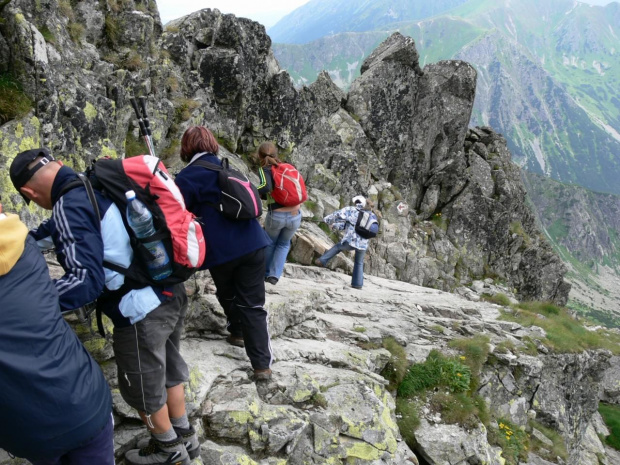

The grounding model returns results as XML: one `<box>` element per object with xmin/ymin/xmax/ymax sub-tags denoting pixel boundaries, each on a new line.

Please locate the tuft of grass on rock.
<box><xmin>125</xmin><ymin>130</ymin><xmax>147</xmax><ymax>158</ymax></box>
<box><xmin>0</xmin><ymin>73</ymin><xmax>32</xmax><ymax>124</ymax></box>
<box><xmin>430</xmin><ymin>392</ymin><xmax>488</xmax><ymax>430</ymax></box>
<box><xmin>528</xmin><ymin>420</ymin><xmax>568</xmax><ymax>460</ymax></box>
<box><xmin>448</xmin><ymin>335</ymin><xmax>490</xmax><ymax>379</ymax></box>
<box><xmin>395</xmin><ymin>397</ymin><xmax>420</xmax><ymax>448</ymax></box>
<box><xmin>398</xmin><ymin>350</ymin><xmax>471</xmax><ymax>397</ymax></box>
<box><xmin>67</xmin><ymin>22</ymin><xmax>84</xmax><ymax>43</ymax></box>
<box><xmin>487</xmin><ymin>418</ymin><xmax>530</xmax><ymax>465</ymax></box>
<box><xmin>482</xmin><ymin>292</ymin><xmax>512</xmax><ymax>306</ymax></box>
<box><xmin>501</xmin><ymin>301</ymin><xmax>620</xmax><ymax>354</ymax></box>
<box><xmin>599</xmin><ymin>402</ymin><xmax>620</xmax><ymax>450</ymax></box>
<box><xmin>380</xmin><ymin>337</ymin><xmax>409</xmax><ymax>391</ymax></box>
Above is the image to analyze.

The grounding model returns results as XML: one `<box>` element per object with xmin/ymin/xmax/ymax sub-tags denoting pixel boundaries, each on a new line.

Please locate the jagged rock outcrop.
<box><xmin>0</xmin><ymin>0</ymin><xmax>569</xmax><ymax>303</ymax></box>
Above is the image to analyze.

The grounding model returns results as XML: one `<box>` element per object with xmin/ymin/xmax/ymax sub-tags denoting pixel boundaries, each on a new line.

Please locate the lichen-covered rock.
<box><xmin>414</xmin><ymin>419</ymin><xmax>503</xmax><ymax>465</ymax></box>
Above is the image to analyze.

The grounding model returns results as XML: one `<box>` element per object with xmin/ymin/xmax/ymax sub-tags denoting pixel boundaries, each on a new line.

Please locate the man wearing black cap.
<box><xmin>10</xmin><ymin>148</ymin><xmax>196</xmax><ymax>465</ymax></box>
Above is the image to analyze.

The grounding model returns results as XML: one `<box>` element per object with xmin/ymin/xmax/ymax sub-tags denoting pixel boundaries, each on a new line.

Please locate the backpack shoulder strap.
<box><xmin>58</xmin><ymin>174</ymin><xmax>101</xmax><ymax>224</ymax></box>
<box><xmin>191</xmin><ymin>159</ymin><xmax>224</xmax><ymax>172</ymax></box>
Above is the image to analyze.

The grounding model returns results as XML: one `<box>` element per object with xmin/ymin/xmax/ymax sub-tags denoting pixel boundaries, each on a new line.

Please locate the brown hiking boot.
<box><xmin>314</xmin><ymin>258</ymin><xmax>324</xmax><ymax>267</ymax></box>
<box><xmin>253</xmin><ymin>368</ymin><xmax>272</xmax><ymax>381</ymax></box>
<box><xmin>226</xmin><ymin>335</ymin><xmax>245</xmax><ymax>348</ymax></box>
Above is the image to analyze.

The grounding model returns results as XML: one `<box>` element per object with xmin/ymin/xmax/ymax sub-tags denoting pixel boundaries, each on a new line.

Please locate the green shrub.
<box><xmin>487</xmin><ymin>418</ymin><xmax>529</xmax><ymax>465</ymax></box>
<box><xmin>398</xmin><ymin>350</ymin><xmax>471</xmax><ymax>397</ymax></box>
<box><xmin>599</xmin><ymin>402</ymin><xmax>620</xmax><ymax>450</ymax></box>
<box><xmin>0</xmin><ymin>73</ymin><xmax>32</xmax><ymax>124</ymax></box>
<box><xmin>353</xmin><ymin>326</ymin><xmax>366</xmax><ymax>333</ymax></box>
<box><xmin>380</xmin><ymin>337</ymin><xmax>409</xmax><ymax>391</ymax></box>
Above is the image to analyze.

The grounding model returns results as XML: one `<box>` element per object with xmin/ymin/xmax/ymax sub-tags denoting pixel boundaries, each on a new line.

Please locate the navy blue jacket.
<box><xmin>0</xmin><ymin>235</ymin><xmax>111</xmax><ymax>460</ymax></box>
<box><xmin>29</xmin><ymin>165</ymin><xmax>167</xmax><ymax>327</ymax></box>
<box><xmin>175</xmin><ymin>153</ymin><xmax>271</xmax><ymax>268</ymax></box>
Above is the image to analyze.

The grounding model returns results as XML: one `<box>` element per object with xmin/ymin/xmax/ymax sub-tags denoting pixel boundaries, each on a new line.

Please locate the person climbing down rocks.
<box><xmin>9</xmin><ymin>148</ymin><xmax>196</xmax><ymax>465</ymax></box>
<box><xmin>315</xmin><ymin>195</ymin><xmax>372</xmax><ymax>289</ymax></box>
<box><xmin>256</xmin><ymin>141</ymin><xmax>307</xmax><ymax>286</ymax></box>
<box><xmin>174</xmin><ymin>126</ymin><xmax>274</xmax><ymax>382</ymax></box>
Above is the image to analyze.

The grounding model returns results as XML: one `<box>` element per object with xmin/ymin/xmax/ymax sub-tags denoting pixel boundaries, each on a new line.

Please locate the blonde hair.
<box><xmin>256</xmin><ymin>142</ymin><xmax>282</xmax><ymax>167</ymax></box>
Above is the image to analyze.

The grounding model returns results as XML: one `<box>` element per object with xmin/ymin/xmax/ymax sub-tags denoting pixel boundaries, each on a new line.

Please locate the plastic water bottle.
<box><xmin>125</xmin><ymin>190</ymin><xmax>172</xmax><ymax>280</ymax></box>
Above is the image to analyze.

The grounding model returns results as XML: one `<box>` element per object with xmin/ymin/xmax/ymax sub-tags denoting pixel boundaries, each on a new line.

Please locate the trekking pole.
<box><xmin>129</xmin><ymin>97</ymin><xmax>156</xmax><ymax>158</ymax></box>
<box><xmin>138</xmin><ymin>96</ymin><xmax>156</xmax><ymax>156</ymax></box>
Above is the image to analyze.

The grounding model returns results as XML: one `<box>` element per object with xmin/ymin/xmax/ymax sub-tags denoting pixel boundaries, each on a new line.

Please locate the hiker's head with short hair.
<box><xmin>10</xmin><ymin>148</ymin><xmax>61</xmax><ymax>209</ymax></box>
<box><xmin>256</xmin><ymin>142</ymin><xmax>281</xmax><ymax>167</ymax></box>
<box><xmin>180</xmin><ymin>126</ymin><xmax>219</xmax><ymax>162</ymax></box>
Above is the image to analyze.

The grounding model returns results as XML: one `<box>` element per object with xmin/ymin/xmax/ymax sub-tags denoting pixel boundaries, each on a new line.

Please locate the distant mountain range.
<box><xmin>271</xmin><ymin>0</ymin><xmax>620</xmax><ymax>195</ymax></box>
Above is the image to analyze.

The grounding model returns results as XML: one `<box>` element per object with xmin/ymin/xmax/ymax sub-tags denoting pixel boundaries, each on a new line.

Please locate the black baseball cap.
<box><xmin>9</xmin><ymin>148</ymin><xmax>55</xmax><ymax>204</ymax></box>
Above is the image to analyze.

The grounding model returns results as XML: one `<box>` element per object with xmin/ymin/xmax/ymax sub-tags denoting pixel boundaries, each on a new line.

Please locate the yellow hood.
<box><xmin>0</xmin><ymin>213</ymin><xmax>28</xmax><ymax>276</ymax></box>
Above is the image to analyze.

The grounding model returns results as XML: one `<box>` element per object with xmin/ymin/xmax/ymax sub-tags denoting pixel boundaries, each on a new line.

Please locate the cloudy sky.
<box><xmin>156</xmin><ymin>0</ymin><xmax>310</xmax><ymax>28</ymax></box>
<box><xmin>155</xmin><ymin>0</ymin><xmax>617</xmax><ymax>29</ymax></box>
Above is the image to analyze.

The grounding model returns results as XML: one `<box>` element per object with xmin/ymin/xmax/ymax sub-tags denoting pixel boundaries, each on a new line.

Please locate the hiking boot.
<box><xmin>253</xmin><ymin>368</ymin><xmax>272</xmax><ymax>381</ymax></box>
<box><xmin>265</xmin><ymin>276</ymin><xmax>279</xmax><ymax>285</ymax></box>
<box><xmin>125</xmin><ymin>435</ymin><xmax>189</xmax><ymax>465</ymax></box>
<box><xmin>314</xmin><ymin>258</ymin><xmax>324</xmax><ymax>267</ymax></box>
<box><xmin>351</xmin><ymin>285</ymin><xmax>363</xmax><ymax>290</ymax></box>
<box><xmin>226</xmin><ymin>334</ymin><xmax>245</xmax><ymax>348</ymax></box>
<box><xmin>136</xmin><ymin>426</ymin><xmax>199</xmax><ymax>460</ymax></box>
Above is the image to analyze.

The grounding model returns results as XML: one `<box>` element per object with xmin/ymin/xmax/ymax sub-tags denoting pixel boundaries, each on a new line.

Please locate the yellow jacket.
<box><xmin>0</xmin><ymin>213</ymin><xmax>28</xmax><ymax>276</ymax></box>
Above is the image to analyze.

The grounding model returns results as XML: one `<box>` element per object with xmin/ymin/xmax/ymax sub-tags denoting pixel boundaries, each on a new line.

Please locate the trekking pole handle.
<box><xmin>137</xmin><ymin>120</ymin><xmax>148</xmax><ymax>138</ymax></box>
<box><xmin>129</xmin><ymin>97</ymin><xmax>142</xmax><ymax>119</ymax></box>
<box><xmin>138</xmin><ymin>97</ymin><xmax>148</xmax><ymax>118</ymax></box>
<box><xmin>138</xmin><ymin>97</ymin><xmax>152</xmax><ymax>136</ymax></box>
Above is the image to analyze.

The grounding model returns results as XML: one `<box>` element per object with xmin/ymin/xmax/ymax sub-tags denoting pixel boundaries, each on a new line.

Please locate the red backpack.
<box><xmin>270</xmin><ymin>163</ymin><xmax>308</xmax><ymax>206</ymax></box>
<box><xmin>86</xmin><ymin>155</ymin><xmax>206</xmax><ymax>286</ymax></box>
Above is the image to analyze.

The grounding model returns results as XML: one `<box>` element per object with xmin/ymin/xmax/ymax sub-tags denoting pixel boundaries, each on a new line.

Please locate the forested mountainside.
<box><xmin>272</xmin><ymin>0</ymin><xmax>620</xmax><ymax>196</ymax></box>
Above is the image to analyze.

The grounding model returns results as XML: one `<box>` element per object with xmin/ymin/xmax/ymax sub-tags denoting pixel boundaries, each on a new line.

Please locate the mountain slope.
<box><xmin>524</xmin><ymin>171</ymin><xmax>620</xmax><ymax>326</ymax></box>
<box><xmin>272</xmin><ymin>0</ymin><xmax>620</xmax><ymax>195</ymax></box>
<box><xmin>268</xmin><ymin>0</ymin><xmax>468</xmax><ymax>44</ymax></box>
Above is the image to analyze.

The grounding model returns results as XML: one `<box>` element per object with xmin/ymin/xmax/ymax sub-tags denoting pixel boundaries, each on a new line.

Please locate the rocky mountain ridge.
<box><xmin>2</xmin><ymin>0</ymin><xmax>618</xmax><ymax>463</ymax></box>
<box><xmin>271</xmin><ymin>0</ymin><xmax>620</xmax><ymax>196</ymax></box>
<box><xmin>0</xmin><ymin>1</ymin><xmax>569</xmax><ymax>304</ymax></box>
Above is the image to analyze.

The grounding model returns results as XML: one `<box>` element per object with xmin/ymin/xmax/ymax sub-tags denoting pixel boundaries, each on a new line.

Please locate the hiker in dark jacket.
<box><xmin>175</xmin><ymin>126</ymin><xmax>274</xmax><ymax>381</ymax></box>
<box><xmin>256</xmin><ymin>141</ymin><xmax>304</xmax><ymax>286</ymax></box>
<box><xmin>10</xmin><ymin>148</ymin><xmax>196</xmax><ymax>465</ymax></box>
<box><xmin>0</xmin><ymin>202</ymin><xmax>113</xmax><ymax>464</ymax></box>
